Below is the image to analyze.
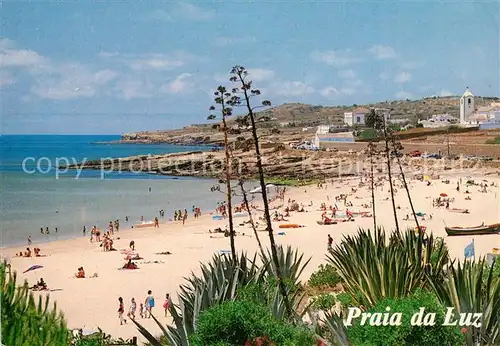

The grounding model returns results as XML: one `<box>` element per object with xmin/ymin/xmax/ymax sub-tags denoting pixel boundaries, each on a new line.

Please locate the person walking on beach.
<box><xmin>154</xmin><ymin>217</ymin><xmax>159</xmax><ymax>228</ymax></box>
<box><xmin>118</xmin><ymin>297</ymin><xmax>127</xmax><ymax>325</ymax></box>
<box><xmin>127</xmin><ymin>298</ymin><xmax>136</xmax><ymax>319</ymax></box>
<box><xmin>139</xmin><ymin>303</ymin><xmax>144</xmax><ymax>318</ymax></box>
<box><xmin>27</xmin><ymin>236</ymin><xmax>32</xmax><ymax>246</ymax></box>
<box><xmin>182</xmin><ymin>209</ymin><xmax>188</xmax><ymax>225</ymax></box>
<box><xmin>45</xmin><ymin>227</ymin><xmax>50</xmax><ymax>234</ymax></box>
<box><xmin>327</xmin><ymin>234</ymin><xmax>333</xmax><ymax>252</ymax></box>
<box><xmin>163</xmin><ymin>293</ymin><xmax>170</xmax><ymax>317</ymax></box>
<box><xmin>145</xmin><ymin>290</ymin><xmax>155</xmax><ymax>318</ymax></box>
<box><xmin>83</xmin><ymin>226</ymin><xmax>86</xmax><ymax>236</ymax></box>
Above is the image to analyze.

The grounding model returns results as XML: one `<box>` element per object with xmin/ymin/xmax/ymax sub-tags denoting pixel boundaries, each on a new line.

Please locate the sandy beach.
<box><xmin>2</xmin><ymin>168</ymin><xmax>500</xmax><ymax>341</ymax></box>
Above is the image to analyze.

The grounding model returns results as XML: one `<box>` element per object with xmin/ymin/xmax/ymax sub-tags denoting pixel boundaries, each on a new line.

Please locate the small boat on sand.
<box><xmin>134</xmin><ymin>221</ymin><xmax>155</xmax><ymax>229</ymax></box>
<box><xmin>317</xmin><ymin>220</ymin><xmax>338</xmax><ymax>225</ymax></box>
<box><xmin>445</xmin><ymin>223</ymin><xmax>500</xmax><ymax>236</ymax></box>
<box><xmin>448</xmin><ymin>208</ymin><xmax>469</xmax><ymax>214</ymax></box>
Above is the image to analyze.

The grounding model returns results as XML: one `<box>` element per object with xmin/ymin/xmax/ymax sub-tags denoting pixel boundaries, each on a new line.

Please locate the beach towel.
<box><xmin>23</xmin><ymin>265</ymin><xmax>43</xmax><ymax>273</ymax></box>
<box><xmin>278</xmin><ymin>224</ymin><xmax>302</xmax><ymax>229</ymax></box>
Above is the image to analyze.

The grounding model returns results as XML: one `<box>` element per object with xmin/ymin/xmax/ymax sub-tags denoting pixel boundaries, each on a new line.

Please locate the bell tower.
<box><xmin>459</xmin><ymin>87</ymin><xmax>475</xmax><ymax>124</ymax></box>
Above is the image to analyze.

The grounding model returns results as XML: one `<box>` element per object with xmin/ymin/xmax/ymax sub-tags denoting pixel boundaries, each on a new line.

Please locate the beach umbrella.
<box><xmin>440</xmin><ymin>193</ymin><xmax>448</xmax><ymax>197</ymax></box>
<box><xmin>23</xmin><ymin>265</ymin><xmax>43</xmax><ymax>273</ymax></box>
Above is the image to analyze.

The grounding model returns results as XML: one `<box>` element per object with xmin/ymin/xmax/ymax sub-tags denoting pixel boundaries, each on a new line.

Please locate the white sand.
<box><xmin>3</xmin><ymin>169</ymin><xmax>500</xmax><ymax>341</ymax></box>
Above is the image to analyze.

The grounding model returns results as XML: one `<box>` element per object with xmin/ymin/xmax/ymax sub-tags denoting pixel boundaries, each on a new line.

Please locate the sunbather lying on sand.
<box><xmin>209</xmin><ymin>227</ymin><xmax>224</xmax><ymax>234</ymax></box>
<box><xmin>125</xmin><ymin>254</ymin><xmax>143</xmax><ymax>260</ymax></box>
<box><xmin>122</xmin><ymin>259</ymin><xmax>138</xmax><ymax>270</ymax></box>
<box><xmin>30</xmin><ymin>278</ymin><xmax>47</xmax><ymax>291</ymax></box>
<box><xmin>33</xmin><ymin>248</ymin><xmax>46</xmax><ymax>257</ymax></box>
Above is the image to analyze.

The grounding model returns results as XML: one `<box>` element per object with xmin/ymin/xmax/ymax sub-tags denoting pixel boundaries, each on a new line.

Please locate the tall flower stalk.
<box><xmin>391</xmin><ymin>137</ymin><xmax>420</xmax><ymax>231</ymax></box>
<box><xmin>367</xmin><ymin>141</ymin><xmax>377</xmax><ymax>231</ymax></box>
<box><xmin>382</xmin><ymin>116</ymin><xmax>400</xmax><ymax>232</ymax></box>
<box><xmin>208</xmin><ymin>86</ymin><xmax>236</xmax><ymax>262</ymax></box>
<box><xmin>228</xmin><ymin>65</ymin><xmax>294</xmax><ymax>319</ymax></box>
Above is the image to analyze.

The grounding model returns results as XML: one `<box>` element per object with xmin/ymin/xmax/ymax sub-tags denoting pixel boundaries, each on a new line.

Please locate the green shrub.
<box><xmin>335</xmin><ymin>291</ymin><xmax>369</xmax><ymax>316</ymax></box>
<box><xmin>190</xmin><ymin>300</ymin><xmax>315</xmax><ymax>346</ymax></box>
<box><xmin>308</xmin><ymin>264</ymin><xmax>342</xmax><ymax>289</ymax></box>
<box><xmin>336</xmin><ymin>292</ymin><xmax>352</xmax><ymax>307</ymax></box>
<box><xmin>358</xmin><ymin>129</ymin><xmax>379</xmax><ymax>140</ymax></box>
<box><xmin>348</xmin><ymin>289</ymin><xmax>464</xmax><ymax>346</ymax></box>
<box><xmin>73</xmin><ymin>329</ymin><xmax>137</xmax><ymax>345</ymax></box>
<box><xmin>311</xmin><ymin>293</ymin><xmax>336</xmax><ymax>311</ymax></box>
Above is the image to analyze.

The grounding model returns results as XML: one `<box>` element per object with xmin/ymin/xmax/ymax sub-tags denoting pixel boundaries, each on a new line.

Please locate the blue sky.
<box><xmin>1</xmin><ymin>1</ymin><xmax>498</xmax><ymax>134</ymax></box>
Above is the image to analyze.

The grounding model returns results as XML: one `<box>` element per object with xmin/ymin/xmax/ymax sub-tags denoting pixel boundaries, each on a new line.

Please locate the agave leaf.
<box><xmin>130</xmin><ymin>317</ymin><xmax>163</xmax><ymax>346</ymax></box>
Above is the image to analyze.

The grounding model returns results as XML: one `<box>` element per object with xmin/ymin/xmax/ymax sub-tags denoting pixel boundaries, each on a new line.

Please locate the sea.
<box><xmin>0</xmin><ymin>135</ymin><xmax>225</xmax><ymax>248</ymax></box>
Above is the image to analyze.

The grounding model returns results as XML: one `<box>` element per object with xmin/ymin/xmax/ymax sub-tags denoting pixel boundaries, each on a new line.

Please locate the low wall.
<box><xmin>356</xmin><ymin>126</ymin><xmax>479</xmax><ymax>142</ymax></box>
<box><xmin>321</xmin><ymin>141</ymin><xmax>500</xmax><ymax>157</ymax></box>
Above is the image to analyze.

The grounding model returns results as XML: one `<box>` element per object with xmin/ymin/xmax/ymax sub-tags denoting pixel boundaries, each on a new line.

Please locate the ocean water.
<box><xmin>0</xmin><ymin>135</ymin><xmax>222</xmax><ymax>247</ymax></box>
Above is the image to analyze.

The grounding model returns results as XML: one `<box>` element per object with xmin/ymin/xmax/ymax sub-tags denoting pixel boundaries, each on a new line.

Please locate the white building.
<box><xmin>419</xmin><ymin>114</ymin><xmax>459</xmax><ymax>128</ymax></box>
<box><xmin>474</xmin><ymin>105</ymin><xmax>500</xmax><ymax>122</ymax></box>
<box><xmin>316</xmin><ymin>125</ymin><xmax>331</xmax><ymax>134</ymax></box>
<box><xmin>344</xmin><ymin>108</ymin><xmax>369</xmax><ymax>126</ymax></box>
<box><xmin>459</xmin><ymin>88</ymin><xmax>476</xmax><ymax>124</ymax></box>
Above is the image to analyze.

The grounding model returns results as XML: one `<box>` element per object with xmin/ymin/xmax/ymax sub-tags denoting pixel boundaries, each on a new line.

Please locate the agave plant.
<box><xmin>326</xmin><ymin>228</ymin><xmax>448</xmax><ymax>307</ymax></box>
<box><xmin>317</xmin><ymin>312</ymin><xmax>352</xmax><ymax>346</ymax></box>
<box><xmin>428</xmin><ymin>258</ymin><xmax>500</xmax><ymax>346</ymax></box>
<box><xmin>260</xmin><ymin>246</ymin><xmax>312</xmax><ymax>320</ymax></box>
<box><xmin>1</xmin><ymin>261</ymin><xmax>69</xmax><ymax>346</ymax></box>
<box><xmin>133</xmin><ymin>246</ymin><xmax>312</xmax><ymax>345</ymax></box>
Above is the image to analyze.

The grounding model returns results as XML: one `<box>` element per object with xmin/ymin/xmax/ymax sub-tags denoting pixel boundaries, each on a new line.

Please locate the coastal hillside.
<box><xmin>121</xmin><ymin>96</ymin><xmax>496</xmax><ymax>145</ymax></box>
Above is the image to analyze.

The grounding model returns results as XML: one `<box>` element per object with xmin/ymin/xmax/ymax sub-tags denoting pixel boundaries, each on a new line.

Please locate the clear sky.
<box><xmin>1</xmin><ymin>1</ymin><xmax>499</xmax><ymax>134</ymax></box>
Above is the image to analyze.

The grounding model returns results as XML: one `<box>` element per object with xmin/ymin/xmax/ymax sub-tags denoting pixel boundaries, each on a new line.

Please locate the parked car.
<box><xmin>390</xmin><ymin>150</ymin><xmax>403</xmax><ymax>157</ymax></box>
<box><xmin>420</xmin><ymin>153</ymin><xmax>431</xmax><ymax>159</ymax></box>
<box><xmin>408</xmin><ymin>150</ymin><xmax>422</xmax><ymax>157</ymax></box>
<box><xmin>428</xmin><ymin>153</ymin><xmax>442</xmax><ymax>159</ymax></box>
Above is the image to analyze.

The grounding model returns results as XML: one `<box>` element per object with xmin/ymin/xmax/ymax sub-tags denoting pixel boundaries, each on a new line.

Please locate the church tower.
<box><xmin>459</xmin><ymin>87</ymin><xmax>475</xmax><ymax>124</ymax></box>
